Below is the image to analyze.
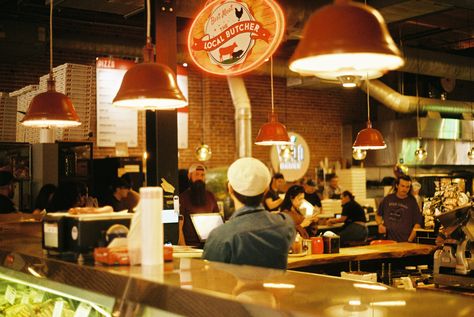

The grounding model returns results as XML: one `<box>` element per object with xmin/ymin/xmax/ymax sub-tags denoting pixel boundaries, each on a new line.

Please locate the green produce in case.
<box><xmin>0</xmin><ymin>275</ymin><xmax>110</xmax><ymax>317</ymax></box>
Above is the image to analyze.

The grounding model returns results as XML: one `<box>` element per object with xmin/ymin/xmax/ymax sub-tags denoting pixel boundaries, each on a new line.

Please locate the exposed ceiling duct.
<box><xmin>401</xmin><ymin>48</ymin><xmax>474</xmax><ymax>81</ymax></box>
<box><xmin>359</xmin><ymin>80</ymin><xmax>472</xmax><ymax>115</ymax></box>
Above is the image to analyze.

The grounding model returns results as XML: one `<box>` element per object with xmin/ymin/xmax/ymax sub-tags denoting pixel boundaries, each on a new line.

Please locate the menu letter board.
<box><xmin>96</xmin><ymin>58</ymin><xmax>138</xmax><ymax>147</ymax></box>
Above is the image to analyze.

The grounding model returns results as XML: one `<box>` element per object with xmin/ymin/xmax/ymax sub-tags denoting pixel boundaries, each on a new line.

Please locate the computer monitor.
<box><xmin>190</xmin><ymin>213</ymin><xmax>224</xmax><ymax>242</ymax></box>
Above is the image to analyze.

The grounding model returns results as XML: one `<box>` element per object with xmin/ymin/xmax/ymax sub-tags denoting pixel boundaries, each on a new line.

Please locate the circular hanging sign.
<box><xmin>187</xmin><ymin>0</ymin><xmax>285</xmax><ymax>76</ymax></box>
<box><xmin>270</xmin><ymin>132</ymin><xmax>310</xmax><ymax>182</ymax></box>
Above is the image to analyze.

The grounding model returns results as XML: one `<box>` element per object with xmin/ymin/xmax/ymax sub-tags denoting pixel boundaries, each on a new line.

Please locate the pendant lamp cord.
<box><xmin>416</xmin><ymin>73</ymin><xmax>421</xmax><ymax>141</ymax></box>
<box><xmin>201</xmin><ymin>76</ymin><xmax>205</xmax><ymax>143</ymax></box>
<box><xmin>49</xmin><ymin>0</ymin><xmax>53</xmax><ymax>78</ymax></box>
<box><xmin>366</xmin><ymin>75</ymin><xmax>370</xmax><ymax>123</ymax></box>
<box><xmin>146</xmin><ymin>0</ymin><xmax>151</xmax><ymax>39</ymax></box>
<box><xmin>271</xmin><ymin>56</ymin><xmax>275</xmax><ymax>113</ymax></box>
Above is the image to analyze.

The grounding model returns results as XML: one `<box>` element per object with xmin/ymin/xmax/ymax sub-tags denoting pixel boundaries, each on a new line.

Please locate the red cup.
<box><xmin>311</xmin><ymin>237</ymin><xmax>324</xmax><ymax>254</ymax></box>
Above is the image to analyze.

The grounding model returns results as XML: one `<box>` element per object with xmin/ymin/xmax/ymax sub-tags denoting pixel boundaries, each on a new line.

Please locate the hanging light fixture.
<box><xmin>289</xmin><ymin>0</ymin><xmax>404</xmax><ymax>81</ymax></box>
<box><xmin>467</xmin><ymin>25</ymin><xmax>473</xmax><ymax>160</ymax></box>
<box><xmin>353</xmin><ymin>77</ymin><xmax>386</xmax><ymax>150</ymax></box>
<box><xmin>255</xmin><ymin>57</ymin><xmax>291</xmax><ymax>145</ymax></box>
<box><xmin>352</xmin><ymin>148</ymin><xmax>367</xmax><ymax>160</ymax></box>
<box><xmin>195</xmin><ymin>76</ymin><xmax>212</xmax><ymax>162</ymax></box>
<box><xmin>338</xmin><ymin>75</ymin><xmax>361</xmax><ymax>88</ymax></box>
<box><xmin>113</xmin><ymin>0</ymin><xmax>187</xmax><ymax>110</ymax></box>
<box><xmin>414</xmin><ymin>74</ymin><xmax>427</xmax><ymax>161</ymax></box>
<box><xmin>21</xmin><ymin>0</ymin><xmax>81</xmax><ymax>128</ymax></box>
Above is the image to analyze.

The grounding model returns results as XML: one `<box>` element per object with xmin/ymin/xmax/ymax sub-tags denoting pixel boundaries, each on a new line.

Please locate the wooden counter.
<box><xmin>288</xmin><ymin>243</ymin><xmax>437</xmax><ymax>269</ymax></box>
<box><xmin>0</xmin><ymin>232</ymin><xmax>472</xmax><ymax>317</ymax></box>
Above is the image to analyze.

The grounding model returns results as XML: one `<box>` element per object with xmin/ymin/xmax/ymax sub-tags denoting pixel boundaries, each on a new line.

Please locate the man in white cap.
<box><xmin>179</xmin><ymin>163</ymin><xmax>219</xmax><ymax>246</ymax></box>
<box><xmin>203</xmin><ymin>157</ymin><xmax>295</xmax><ymax>269</ymax></box>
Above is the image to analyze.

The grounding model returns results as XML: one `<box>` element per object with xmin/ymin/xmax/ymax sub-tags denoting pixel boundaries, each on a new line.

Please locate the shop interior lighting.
<box><xmin>255</xmin><ymin>57</ymin><xmax>291</xmax><ymax>145</ymax></box>
<box><xmin>353</xmin><ymin>77</ymin><xmax>386</xmax><ymax>150</ymax></box>
<box><xmin>113</xmin><ymin>0</ymin><xmax>187</xmax><ymax>110</ymax></box>
<box><xmin>352</xmin><ymin>148</ymin><xmax>367</xmax><ymax>160</ymax></box>
<box><xmin>21</xmin><ymin>0</ymin><xmax>81</xmax><ymax>128</ymax></box>
<box><xmin>195</xmin><ymin>143</ymin><xmax>212</xmax><ymax>162</ymax></box>
<box><xmin>414</xmin><ymin>60</ymin><xmax>427</xmax><ymax>161</ymax></box>
<box><xmin>195</xmin><ymin>76</ymin><xmax>212</xmax><ymax>162</ymax></box>
<box><xmin>289</xmin><ymin>0</ymin><xmax>404</xmax><ymax>81</ymax></box>
<box><xmin>338</xmin><ymin>75</ymin><xmax>361</xmax><ymax>88</ymax></box>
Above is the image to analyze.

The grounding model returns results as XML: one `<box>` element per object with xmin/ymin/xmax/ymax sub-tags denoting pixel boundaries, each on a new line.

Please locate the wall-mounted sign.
<box><xmin>270</xmin><ymin>132</ymin><xmax>310</xmax><ymax>182</ymax></box>
<box><xmin>96</xmin><ymin>58</ymin><xmax>138</xmax><ymax>147</ymax></box>
<box><xmin>188</xmin><ymin>0</ymin><xmax>285</xmax><ymax>76</ymax></box>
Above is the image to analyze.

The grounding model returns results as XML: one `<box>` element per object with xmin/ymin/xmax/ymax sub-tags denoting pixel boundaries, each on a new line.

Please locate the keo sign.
<box><xmin>188</xmin><ymin>0</ymin><xmax>285</xmax><ymax>76</ymax></box>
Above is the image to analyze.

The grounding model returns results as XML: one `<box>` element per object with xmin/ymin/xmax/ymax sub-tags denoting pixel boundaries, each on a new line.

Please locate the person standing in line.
<box><xmin>179</xmin><ymin>163</ymin><xmax>219</xmax><ymax>246</ymax></box>
<box><xmin>323</xmin><ymin>174</ymin><xmax>343</xmax><ymax>199</ymax></box>
<box><xmin>376</xmin><ymin>175</ymin><xmax>423</xmax><ymax>242</ymax></box>
<box><xmin>203</xmin><ymin>157</ymin><xmax>295</xmax><ymax>269</ymax></box>
<box><xmin>101</xmin><ymin>178</ymin><xmax>138</xmax><ymax>212</ymax></box>
<box><xmin>327</xmin><ymin>191</ymin><xmax>367</xmax><ymax>246</ymax></box>
<box><xmin>263</xmin><ymin>173</ymin><xmax>286</xmax><ymax>211</ymax></box>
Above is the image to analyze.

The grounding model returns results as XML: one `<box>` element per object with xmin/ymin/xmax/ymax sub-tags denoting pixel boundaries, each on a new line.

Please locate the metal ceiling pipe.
<box><xmin>402</xmin><ymin>47</ymin><xmax>474</xmax><ymax>81</ymax></box>
<box><xmin>360</xmin><ymin>80</ymin><xmax>472</xmax><ymax>114</ymax></box>
<box><xmin>227</xmin><ymin>76</ymin><xmax>252</xmax><ymax>158</ymax></box>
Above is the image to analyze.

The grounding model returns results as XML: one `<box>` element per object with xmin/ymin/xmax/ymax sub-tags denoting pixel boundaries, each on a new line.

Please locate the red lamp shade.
<box><xmin>255</xmin><ymin>113</ymin><xmax>291</xmax><ymax>145</ymax></box>
<box><xmin>353</xmin><ymin>121</ymin><xmax>386</xmax><ymax>150</ymax></box>
<box><xmin>289</xmin><ymin>0</ymin><xmax>404</xmax><ymax>80</ymax></box>
<box><xmin>21</xmin><ymin>79</ymin><xmax>81</xmax><ymax>128</ymax></box>
<box><xmin>113</xmin><ymin>62</ymin><xmax>187</xmax><ymax>110</ymax></box>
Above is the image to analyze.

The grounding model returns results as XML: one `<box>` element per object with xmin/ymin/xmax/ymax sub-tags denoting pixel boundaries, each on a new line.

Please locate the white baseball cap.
<box><xmin>227</xmin><ymin>157</ymin><xmax>271</xmax><ymax>196</ymax></box>
<box><xmin>188</xmin><ymin>163</ymin><xmax>206</xmax><ymax>174</ymax></box>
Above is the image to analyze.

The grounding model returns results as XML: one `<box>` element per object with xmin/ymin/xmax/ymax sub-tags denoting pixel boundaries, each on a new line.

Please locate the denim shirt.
<box><xmin>202</xmin><ymin>205</ymin><xmax>296</xmax><ymax>269</ymax></box>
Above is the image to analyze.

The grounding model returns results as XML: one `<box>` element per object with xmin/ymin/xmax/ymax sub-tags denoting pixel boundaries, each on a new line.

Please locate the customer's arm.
<box><xmin>265</xmin><ymin>196</ymin><xmax>283</xmax><ymax>210</ymax></box>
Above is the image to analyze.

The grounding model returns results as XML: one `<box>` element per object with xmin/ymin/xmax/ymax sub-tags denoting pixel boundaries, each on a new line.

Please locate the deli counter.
<box><xmin>0</xmin><ymin>230</ymin><xmax>473</xmax><ymax>317</ymax></box>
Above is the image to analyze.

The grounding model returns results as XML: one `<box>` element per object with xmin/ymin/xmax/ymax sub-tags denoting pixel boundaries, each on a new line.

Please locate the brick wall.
<box><xmin>0</xmin><ymin>19</ymin><xmax>367</xmax><ymax>178</ymax></box>
<box><xmin>179</xmin><ymin>66</ymin><xmax>366</xmax><ymax>178</ymax></box>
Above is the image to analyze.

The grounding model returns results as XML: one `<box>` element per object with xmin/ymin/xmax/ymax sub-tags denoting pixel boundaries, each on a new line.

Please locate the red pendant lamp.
<box><xmin>289</xmin><ymin>0</ymin><xmax>404</xmax><ymax>81</ymax></box>
<box><xmin>113</xmin><ymin>0</ymin><xmax>187</xmax><ymax>110</ymax></box>
<box><xmin>353</xmin><ymin>78</ymin><xmax>386</xmax><ymax>150</ymax></box>
<box><xmin>255</xmin><ymin>57</ymin><xmax>291</xmax><ymax>146</ymax></box>
<box><xmin>21</xmin><ymin>0</ymin><xmax>80</xmax><ymax>128</ymax></box>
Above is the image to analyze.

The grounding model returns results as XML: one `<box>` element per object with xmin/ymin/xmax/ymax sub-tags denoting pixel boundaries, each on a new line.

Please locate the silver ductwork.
<box><xmin>402</xmin><ymin>48</ymin><xmax>474</xmax><ymax>82</ymax></box>
<box><xmin>360</xmin><ymin>80</ymin><xmax>472</xmax><ymax>114</ymax></box>
<box><xmin>227</xmin><ymin>76</ymin><xmax>252</xmax><ymax>158</ymax></box>
<box><xmin>345</xmin><ymin>118</ymin><xmax>474</xmax><ymax>166</ymax></box>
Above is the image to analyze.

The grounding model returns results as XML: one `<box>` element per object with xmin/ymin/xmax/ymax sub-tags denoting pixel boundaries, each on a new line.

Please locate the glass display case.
<box><xmin>31</xmin><ymin>142</ymin><xmax>93</xmax><ymax>204</ymax></box>
<box><xmin>0</xmin><ymin>142</ymin><xmax>32</xmax><ymax>211</ymax></box>
<box><xmin>0</xmin><ymin>267</ymin><xmax>113</xmax><ymax>316</ymax></box>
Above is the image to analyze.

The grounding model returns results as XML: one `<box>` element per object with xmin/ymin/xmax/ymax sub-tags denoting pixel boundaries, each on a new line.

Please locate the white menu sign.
<box><xmin>96</xmin><ymin>58</ymin><xmax>138</xmax><ymax>147</ymax></box>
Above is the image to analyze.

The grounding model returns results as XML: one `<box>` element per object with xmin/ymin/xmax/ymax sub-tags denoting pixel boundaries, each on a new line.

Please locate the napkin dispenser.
<box><xmin>323</xmin><ymin>235</ymin><xmax>340</xmax><ymax>254</ymax></box>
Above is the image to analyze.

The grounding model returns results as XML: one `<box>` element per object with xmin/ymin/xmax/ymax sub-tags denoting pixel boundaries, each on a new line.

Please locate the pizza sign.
<box><xmin>188</xmin><ymin>0</ymin><xmax>285</xmax><ymax>76</ymax></box>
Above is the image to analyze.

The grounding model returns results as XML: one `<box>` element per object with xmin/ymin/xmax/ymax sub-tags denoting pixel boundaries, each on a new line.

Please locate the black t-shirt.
<box><xmin>341</xmin><ymin>200</ymin><xmax>366</xmax><ymax>224</ymax></box>
<box><xmin>263</xmin><ymin>188</ymin><xmax>281</xmax><ymax>211</ymax></box>
<box><xmin>305</xmin><ymin>192</ymin><xmax>322</xmax><ymax>207</ymax></box>
<box><xmin>0</xmin><ymin>194</ymin><xmax>16</xmax><ymax>213</ymax></box>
